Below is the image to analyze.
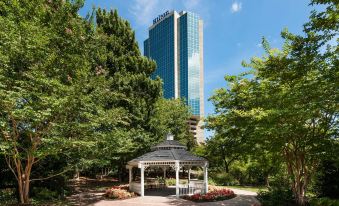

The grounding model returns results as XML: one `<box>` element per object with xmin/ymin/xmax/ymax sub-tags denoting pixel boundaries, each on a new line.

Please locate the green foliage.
<box><xmin>0</xmin><ymin>0</ymin><xmax>103</xmax><ymax>202</ymax></box>
<box><xmin>208</xmin><ymin>178</ymin><xmax>217</xmax><ymax>186</ymax></box>
<box><xmin>0</xmin><ymin>0</ymin><xmax>186</xmax><ymax>203</ymax></box>
<box><xmin>207</xmin><ymin>1</ymin><xmax>338</xmax><ymax>205</ymax></box>
<box><xmin>313</xmin><ymin>158</ymin><xmax>339</xmax><ymax>199</ymax></box>
<box><xmin>150</xmin><ymin>98</ymin><xmax>194</xmax><ymax>147</ymax></box>
<box><xmin>0</xmin><ymin>188</ymin><xmax>16</xmax><ymax>205</ymax></box>
<box><xmin>210</xmin><ymin>172</ymin><xmax>238</xmax><ymax>186</ymax></box>
<box><xmin>309</xmin><ymin>197</ymin><xmax>339</xmax><ymax>206</ymax></box>
<box><xmin>165</xmin><ymin>178</ymin><xmax>176</xmax><ymax>186</ymax></box>
<box><xmin>31</xmin><ymin>187</ymin><xmax>59</xmax><ymax>201</ymax></box>
<box><xmin>257</xmin><ymin>189</ymin><xmax>296</xmax><ymax>206</ymax></box>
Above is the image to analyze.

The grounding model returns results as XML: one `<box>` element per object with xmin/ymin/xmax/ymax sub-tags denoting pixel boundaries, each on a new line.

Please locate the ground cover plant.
<box><xmin>182</xmin><ymin>188</ymin><xmax>236</xmax><ymax>202</ymax></box>
<box><xmin>104</xmin><ymin>185</ymin><xmax>136</xmax><ymax>200</ymax></box>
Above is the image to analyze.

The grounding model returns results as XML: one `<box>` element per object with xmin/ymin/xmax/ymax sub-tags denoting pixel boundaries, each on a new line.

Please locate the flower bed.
<box><xmin>104</xmin><ymin>185</ymin><xmax>136</xmax><ymax>200</ymax></box>
<box><xmin>182</xmin><ymin>188</ymin><xmax>236</xmax><ymax>202</ymax></box>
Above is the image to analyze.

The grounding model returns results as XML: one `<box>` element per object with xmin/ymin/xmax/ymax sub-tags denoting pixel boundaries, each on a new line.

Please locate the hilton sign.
<box><xmin>153</xmin><ymin>11</ymin><xmax>170</xmax><ymax>24</ymax></box>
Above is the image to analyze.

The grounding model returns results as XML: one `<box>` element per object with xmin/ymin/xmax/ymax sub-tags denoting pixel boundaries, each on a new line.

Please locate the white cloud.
<box><xmin>129</xmin><ymin>0</ymin><xmax>173</xmax><ymax>26</ymax></box>
<box><xmin>231</xmin><ymin>2</ymin><xmax>242</xmax><ymax>13</ymax></box>
<box><xmin>129</xmin><ymin>0</ymin><xmax>210</xmax><ymax>28</ymax></box>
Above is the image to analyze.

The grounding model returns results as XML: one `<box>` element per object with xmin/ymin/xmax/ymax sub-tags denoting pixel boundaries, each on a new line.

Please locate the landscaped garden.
<box><xmin>0</xmin><ymin>0</ymin><xmax>338</xmax><ymax>206</ymax></box>
<box><xmin>182</xmin><ymin>188</ymin><xmax>236</xmax><ymax>202</ymax></box>
<box><xmin>104</xmin><ymin>185</ymin><xmax>136</xmax><ymax>200</ymax></box>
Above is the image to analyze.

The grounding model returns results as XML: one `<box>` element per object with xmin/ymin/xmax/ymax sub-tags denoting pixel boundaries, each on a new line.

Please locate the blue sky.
<box><xmin>79</xmin><ymin>0</ymin><xmax>317</xmax><ymax>138</ymax></box>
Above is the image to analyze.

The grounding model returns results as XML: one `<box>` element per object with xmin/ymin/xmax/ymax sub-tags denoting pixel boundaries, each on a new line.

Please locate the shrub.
<box><xmin>165</xmin><ymin>178</ymin><xmax>176</xmax><ymax>186</ymax></box>
<box><xmin>165</xmin><ymin>178</ymin><xmax>188</xmax><ymax>186</ymax></box>
<box><xmin>104</xmin><ymin>185</ymin><xmax>136</xmax><ymax>200</ymax></box>
<box><xmin>208</xmin><ymin>178</ymin><xmax>216</xmax><ymax>186</ymax></box>
<box><xmin>32</xmin><ymin>187</ymin><xmax>59</xmax><ymax>201</ymax></box>
<box><xmin>309</xmin><ymin>197</ymin><xmax>339</xmax><ymax>206</ymax></box>
<box><xmin>313</xmin><ymin>160</ymin><xmax>339</xmax><ymax>199</ymax></box>
<box><xmin>0</xmin><ymin>188</ymin><xmax>16</xmax><ymax>204</ymax></box>
<box><xmin>182</xmin><ymin>188</ymin><xmax>236</xmax><ymax>202</ymax></box>
<box><xmin>257</xmin><ymin>188</ymin><xmax>295</xmax><ymax>206</ymax></box>
<box><xmin>211</xmin><ymin>172</ymin><xmax>239</xmax><ymax>186</ymax></box>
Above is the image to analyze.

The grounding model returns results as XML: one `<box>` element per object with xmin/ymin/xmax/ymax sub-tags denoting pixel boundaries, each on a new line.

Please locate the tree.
<box><xmin>207</xmin><ymin>0</ymin><xmax>338</xmax><ymax>205</ymax></box>
<box><xmin>0</xmin><ymin>1</ymin><xmax>193</xmax><ymax>203</ymax></box>
<box><xmin>149</xmin><ymin>98</ymin><xmax>194</xmax><ymax>148</ymax></box>
<box><xmin>0</xmin><ymin>0</ymin><xmax>120</xmax><ymax>202</ymax></box>
<box><xmin>206</xmin><ymin>109</ymin><xmax>256</xmax><ymax>173</ymax></box>
<box><xmin>85</xmin><ymin>8</ymin><xmax>163</xmax><ymax>180</ymax></box>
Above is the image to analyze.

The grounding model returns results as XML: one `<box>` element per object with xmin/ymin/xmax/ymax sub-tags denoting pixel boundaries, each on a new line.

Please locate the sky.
<box><xmin>79</xmin><ymin>0</ymin><xmax>317</xmax><ymax>138</ymax></box>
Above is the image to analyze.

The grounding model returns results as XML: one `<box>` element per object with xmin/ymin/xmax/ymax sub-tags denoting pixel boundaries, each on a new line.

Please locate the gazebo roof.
<box><xmin>127</xmin><ymin>134</ymin><xmax>207</xmax><ymax>167</ymax></box>
<box><xmin>129</xmin><ymin>148</ymin><xmax>206</xmax><ymax>162</ymax></box>
<box><xmin>151</xmin><ymin>139</ymin><xmax>187</xmax><ymax>150</ymax></box>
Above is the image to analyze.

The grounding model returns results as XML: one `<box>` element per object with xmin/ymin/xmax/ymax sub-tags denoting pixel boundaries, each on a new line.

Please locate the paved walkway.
<box><xmin>89</xmin><ymin>188</ymin><xmax>259</xmax><ymax>206</ymax></box>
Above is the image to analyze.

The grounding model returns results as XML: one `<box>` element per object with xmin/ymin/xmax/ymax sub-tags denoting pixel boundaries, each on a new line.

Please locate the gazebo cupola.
<box><xmin>126</xmin><ymin>134</ymin><xmax>208</xmax><ymax>198</ymax></box>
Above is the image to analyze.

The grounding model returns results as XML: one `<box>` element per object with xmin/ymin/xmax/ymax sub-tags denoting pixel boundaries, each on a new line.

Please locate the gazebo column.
<box><xmin>126</xmin><ymin>165</ymin><xmax>133</xmax><ymax>190</ymax></box>
<box><xmin>163</xmin><ymin>166</ymin><xmax>166</xmax><ymax>179</ymax></box>
<box><xmin>203</xmin><ymin>163</ymin><xmax>208</xmax><ymax>194</ymax></box>
<box><xmin>188</xmin><ymin>167</ymin><xmax>191</xmax><ymax>184</ymax></box>
<box><xmin>175</xmin><ymin>161</ymin><xmax>180</xmax><ymax>198</ymax></box>
<box><xmin>139</xmin><ymin>163</ymin><xmax>145</xmax><ymax>197</ymax></box>
<box><xmin>128</xmin><ymin>166</ymin><xmax>132</xmax><ymax>183</ymax></box>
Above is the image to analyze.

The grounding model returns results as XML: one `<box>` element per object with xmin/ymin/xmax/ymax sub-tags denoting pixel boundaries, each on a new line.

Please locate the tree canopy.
<box><xmin>206</xmin><ymin>0</ymin><xmax>338</xmax><ymax>205</ymax></box>
<box><xmin>0</xmin><ymin>0</ymin><xmax>192</xmax><ymax>203</ymax></box>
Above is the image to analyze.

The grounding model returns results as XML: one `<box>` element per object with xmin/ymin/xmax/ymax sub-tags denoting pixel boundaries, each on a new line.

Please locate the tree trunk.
<box><xmin>75</xmin><ymin>166</ymin><xmax>80</xmax><ymax>181</ymax></box>
<box><xmin>265</xmin><ymin>174</ymin><xmax>270</xmax><ymax>187</ymax></box>
<box><xmin>16</xmin><ymin>158</ymin><xmax>33</xmax><ymax>204</ymax></box>
<box><xmin>284</xmin><ymin>148</ymin><xmax>309</xmax><ymax>206</ymax></box>
<box><xmin>224</xmin><ymin>159</ymin><xmax>229</xmax><ymax>173</ymax></box>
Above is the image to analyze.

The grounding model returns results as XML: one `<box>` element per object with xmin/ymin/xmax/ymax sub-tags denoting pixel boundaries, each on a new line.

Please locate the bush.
<box><xmin>313</xmin><ymin>160</ymin><xmax>339</xmax><ymax>199</ymax></box>
<box><xmin>182</xmin><ymin>188</ymin><xmax>236</xmax><ymax>202</ymax></box>
<box><xmin>309</xmin><ymin>197</ymin><xmax>339</xmax><ymax>206</ymax></box>
<box><xmin>210</xmin><ymin>172</ymin><xmax>239</xmax><ymax>186</ymax></box>
<box><xmin>165</xmin><ymin>178</ymin><xmax>176</xmax><ymax>186</ymax></box>
<box><xmin>257</xmin><ymin>188</ymin><xmax>296</xmax><ymax>206</ymax></box>
<box><xmin>0</xmin><ymin>188</ymin><xmax>16</xmax><ymax>205</ymax></box>
<box><xmin>165</xmin><ymin>178</ymin><xmax>188</xmax><ymax>186</ymax></box>
<box><xmin>208</xmin><ymin>178</ymin><xmax>216</xmax><ymax>186</ymax></box>
<box><xmin>32</xmin><ymin>187</ymin><xmax>59</xmax><ymax>201</ymax></box>
<box><xmin>104</xmin><ymin>185</ymin><xmax>136</xmax><ymax>200</ymax></box>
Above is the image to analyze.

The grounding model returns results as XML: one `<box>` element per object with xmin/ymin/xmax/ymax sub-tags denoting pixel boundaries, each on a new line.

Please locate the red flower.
<box><xmin>183</xmin><ymin>188</ymin><xmax>236</xmax><ymax>202</ymax></box>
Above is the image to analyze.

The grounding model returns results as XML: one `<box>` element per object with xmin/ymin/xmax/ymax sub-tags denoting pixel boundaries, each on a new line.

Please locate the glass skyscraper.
<box><xmin>144</xmin><ymin>11</ymin><xmax>204</xmax><ymax>142</ymax></box>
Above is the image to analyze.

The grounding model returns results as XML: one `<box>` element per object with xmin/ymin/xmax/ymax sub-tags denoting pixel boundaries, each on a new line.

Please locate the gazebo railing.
<box><xmin>179</xmin><ymin>182</ymin><xmax>206</xmax><ymax>196</ymax></box>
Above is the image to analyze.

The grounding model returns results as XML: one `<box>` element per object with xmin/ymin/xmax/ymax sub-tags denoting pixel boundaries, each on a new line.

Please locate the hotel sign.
<box><xmin>153</xmin><ymin>11</ymin><xmax>170</xmax><ymax>24</ymax></box>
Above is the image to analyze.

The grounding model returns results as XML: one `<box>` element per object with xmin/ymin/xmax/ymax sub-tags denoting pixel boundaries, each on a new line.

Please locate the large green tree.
<box><xmin>0</xmin><ymin>0</ymin><xmax>198</xmax><ymax>203</ymax></box>
<box><xmin>83</xmin><ymin>8</ymin><xmax>163</xmax><ymax>180</ymax></box>
<box><xmin>149</xmin><ymin>98</ymin><xmax>194</xmax><ymax>148</ymax></box>
<box><xmin>207</xmin><ymin>0</ymin><xmax>338</xmax><ymax>205</ymax></box>
<box><xmin>0</xmin><ymin>0</ymin><xmax>126</xmax><ymax>202</ymax></box>
<box><xmin>0</xmin><ymin>0</ymin><xmax>91</xmax><ymax>203</ymax></box>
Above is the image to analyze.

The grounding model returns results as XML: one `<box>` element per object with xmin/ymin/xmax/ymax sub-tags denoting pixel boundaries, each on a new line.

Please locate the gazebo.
<box><xmin>126</xmin><ymin>134</ymin><xmax>208</xmax><ymax>198</ymax></box>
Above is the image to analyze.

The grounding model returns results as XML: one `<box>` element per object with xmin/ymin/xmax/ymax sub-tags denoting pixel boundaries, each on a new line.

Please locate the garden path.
<box><xmin>66</xmin><ymin>178</ymin><xmax>260</xmax><ymax>206</ymax></box>
<box><xmin>90</xmin><ymin>188</ymin><xmax>259</xmax><ymax>206</ymax></box>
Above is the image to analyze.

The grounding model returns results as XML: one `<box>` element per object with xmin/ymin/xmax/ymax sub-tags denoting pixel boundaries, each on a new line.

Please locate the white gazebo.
<box><xmin>126</xmin><ymin>134</ymin><xmax>208</xmax><ymax>198</ymax></box>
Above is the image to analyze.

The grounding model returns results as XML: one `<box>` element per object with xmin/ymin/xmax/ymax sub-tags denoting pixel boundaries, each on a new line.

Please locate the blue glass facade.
<box><xmin>179</xmin><ymin>12</ymin><xmax>200</xmax><ymax>116</ymax></box>
<box><xmin>145</xmin><ymin>15</ymin><xmax>175</xmax><ymax>99</ymax></box>
<box><xmin>144</xmin><ymin>11</ymin><xmax>202</xmax><ymax>116</ymax></box>
<box><xmin>144</xmin><ymin>38</ymin><xmax>150</xmax><ymax>57</ymax></box>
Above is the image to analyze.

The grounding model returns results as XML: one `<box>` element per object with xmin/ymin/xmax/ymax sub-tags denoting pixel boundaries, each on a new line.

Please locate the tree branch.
<box><xmin>30</xmin><ymin>168</ymin><xmax>72</xmax><ymax>182</ymax></box>
<box><xmin>4</xmin><ymin>155</ymin><xmax>18</xmax><ymax>181</ymax></box>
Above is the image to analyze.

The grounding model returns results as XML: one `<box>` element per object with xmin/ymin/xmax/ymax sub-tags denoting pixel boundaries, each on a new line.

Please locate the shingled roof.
<box><xmin>127</xmin><ymin>134</ymin><xmax>207</xmax><ymax>166</ymax></box>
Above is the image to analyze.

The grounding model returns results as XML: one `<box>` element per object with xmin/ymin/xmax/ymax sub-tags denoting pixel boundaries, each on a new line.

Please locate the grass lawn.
<box><xmin>226</xmin><ymin>185</ymin><xmax>268</xmax><ymax>193</ymax></box>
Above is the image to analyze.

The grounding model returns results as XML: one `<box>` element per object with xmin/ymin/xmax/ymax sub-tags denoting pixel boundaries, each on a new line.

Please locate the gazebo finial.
<box><xmin>166</xmin><ymin>133</ymin><xmax>174</xmax><ymax>140</ymax></box>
